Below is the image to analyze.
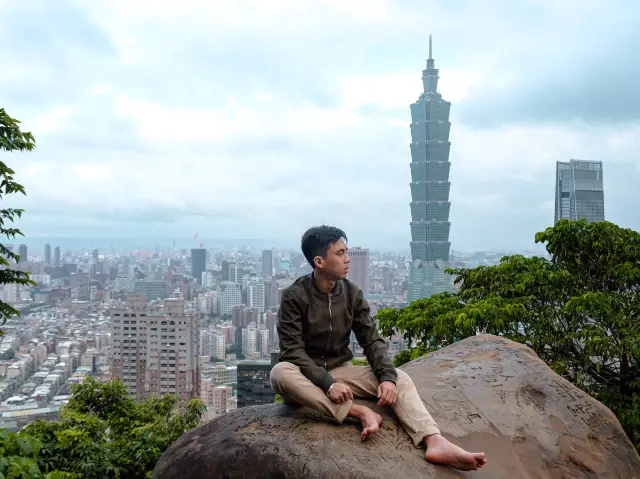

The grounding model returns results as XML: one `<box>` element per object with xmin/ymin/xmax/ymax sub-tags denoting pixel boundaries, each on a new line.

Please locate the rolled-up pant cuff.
<box><xmin>335</xmin><ymin>399</ymin><xmax>352</xmax><ymax>423</ymax></box>
<box><xmin>410</xmin><ymin>426</ymin><xmax>441</xmax><ymax>448</ymax></box>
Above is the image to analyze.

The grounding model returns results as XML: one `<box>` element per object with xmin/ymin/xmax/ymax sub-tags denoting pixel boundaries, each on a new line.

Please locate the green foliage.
<box><xmin>274</xmin><ymin>393</ymin><xmax>283</xmax><ymax>404</ymax></box>
<box><xmin>0</xmin><ymin>429</ymin><xmax>43</xmax><ymax>478</ymax></box>
<box><xmin>0</xmin><ymin>109</ymin><xmax>37</xmax><ymax>333</ymax></box>
<box><xmin>378</xmin><ymin>220</ymin><xmax>640</xmax><ymax>452</ymax></box>
<box><xmin>21</xmin><ymin>378</ymin><xmax>206</xmax><ymax>478</ymax></box>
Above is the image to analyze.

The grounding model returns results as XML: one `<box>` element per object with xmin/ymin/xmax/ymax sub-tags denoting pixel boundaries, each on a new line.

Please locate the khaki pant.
<box><xmin>270</xmin><ymin>362</ymin><xmax>440</xmax><ymax>447</ymax></box>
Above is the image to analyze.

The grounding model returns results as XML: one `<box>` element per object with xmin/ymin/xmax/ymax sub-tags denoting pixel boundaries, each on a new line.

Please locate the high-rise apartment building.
<box><xmin>44</xmin><ymin>244</ymin><xmax>51</xmax><ymax>265</ymax></box>
<box><xmin>265</xmin><ymin>310</ymin><xmax>277</xmax><ymax>336</ymax></box>
<box><xmin>347</xmin><ymin>247</ymin><xmax>369</xmax><ymax>297</ymax></box>
<box><xmin>555</xmin><ymin>160</ymin><xmax>605</xmax><ymax>224</ymax></box>
<box><xmin>265</xmin><ymin>278</ymin><xmax>280</xmax><ymax>310</ymax></box>
<box><xmin>261</xmin><ymin>250</ymin><xmax>273</xmax><ymax>278</ymax></box>
<box><xmin>407</xmin><ymin>35</ymin><xmax>453</xmax><ymax>302</ymax></box>
<box><xmin>53</xmin><ymin>246</ymin><xmax>61</xmax><ymax>267</ymax></box>
<box><xmin>219</xmin><ymin>282</ymin><xmax>242</xmax><ymax>316</ymax></box>
<box><xmin>191</xmin><ymin>248</ymin><xmax>207</xmax><ymax>285</ymax></box>
<box><xmin>247</xmin><ymin>279</ymin><xmax>265</xmax><ymax>313</ymax></box>
<box><xmin>242</xmin><ymin>323</ymin><xmax>258</xmax><ymax>358</ymax></box>
<box><xmin>231</xmin><ymin>305</ymin><xmax>259</xmax><ymax>328</ymax></box>
<box><xmin>229</xmin><ymin>263</ymin><xmax>247</xmax><ymax>284</ymax></box>
<box><xmin>201</xmin><ymin>330</ymin><xmax>226</xmax><ymax>360</ymax></box>
<box><xmin>110</xmin><ymin>294</ymin><xmax>200</xmax><ymax>404</ymax></box>
<box><xmin>217</xmin><ymin>322</ymin><xmax>233</xmax><ymax>343</ymax></box>
<box><xmin>257</xmin><ymin>328</ymin><xmax>269</xmax><ymax>358</ymax></box>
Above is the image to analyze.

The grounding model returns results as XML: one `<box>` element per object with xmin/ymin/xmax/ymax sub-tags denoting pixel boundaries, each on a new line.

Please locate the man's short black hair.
<box><xmin>301</xmin><ymin>225</ymin><xmax>347</xmax><ymax>269</ymax></box>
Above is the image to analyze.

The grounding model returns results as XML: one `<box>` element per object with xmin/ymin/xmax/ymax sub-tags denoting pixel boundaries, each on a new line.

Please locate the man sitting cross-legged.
<box><xmin>270</xmin><ymin>225</ymin><xmax>487</xmax><ymax>472</ymax></box>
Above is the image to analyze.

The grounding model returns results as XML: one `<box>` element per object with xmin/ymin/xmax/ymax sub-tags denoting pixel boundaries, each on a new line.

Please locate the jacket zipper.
<box><xmin>323</xmin><ymin>294</ymin><xmax>333</xmax><ymax>370</ymax></box>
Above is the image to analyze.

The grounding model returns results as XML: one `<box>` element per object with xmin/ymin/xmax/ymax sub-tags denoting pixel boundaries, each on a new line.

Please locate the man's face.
<box><xmin>316</xmin><ymin>238</ymin><xmax>350</xmax><ymax>280</ymax></box>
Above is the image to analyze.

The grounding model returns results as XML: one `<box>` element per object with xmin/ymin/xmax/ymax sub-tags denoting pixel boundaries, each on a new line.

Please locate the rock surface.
<box><xmin>152</xmin><ymin>335</ymin><xmax>640</xmax><ymax>479</ymax></box>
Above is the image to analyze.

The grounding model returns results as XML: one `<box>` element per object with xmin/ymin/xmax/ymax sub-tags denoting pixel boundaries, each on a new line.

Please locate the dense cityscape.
<box><xmin>0</xmin><ymin>37</ymin><xmax>606</xmax><ymax>432</ymax></box>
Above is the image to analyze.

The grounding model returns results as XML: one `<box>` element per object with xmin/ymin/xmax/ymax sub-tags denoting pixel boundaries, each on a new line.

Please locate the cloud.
<box><xmin>1</xmin><ymin>0</ymin><xmax>639</xmax><ymax>252</ymax></box>
<box><xmin>456</xmin><ymin>1</ymin><xmax>640</xmax><ymax>126</ymax></box>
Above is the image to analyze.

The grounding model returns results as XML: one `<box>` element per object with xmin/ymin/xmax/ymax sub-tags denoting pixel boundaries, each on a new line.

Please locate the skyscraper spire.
<box><xmin>423</xmin><ymin>34</ymin><xmax>438</xmax><ymax>93</ymax></box>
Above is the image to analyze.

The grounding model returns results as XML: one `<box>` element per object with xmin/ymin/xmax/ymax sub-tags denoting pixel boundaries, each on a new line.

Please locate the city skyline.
<box><xmin>1</xmin><ymin>1</ymin><xmax>639</xmax><ymax>253</ymax></box>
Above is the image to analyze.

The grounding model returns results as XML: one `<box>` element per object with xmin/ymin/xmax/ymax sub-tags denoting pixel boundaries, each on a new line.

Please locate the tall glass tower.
<box><xmin>407</xmin><ymin>36</ymin><xmax>453</xmax><ymax>302</ymax></box>
<box><xmin>554</xmin><ymin>160</ymin><xmax>605</xmax><ymax>224</ymax></box>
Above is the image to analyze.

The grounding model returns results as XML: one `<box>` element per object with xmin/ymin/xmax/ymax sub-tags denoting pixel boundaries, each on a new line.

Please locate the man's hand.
<box><xmin>377</xmin><ymin>381</ymin><xmax>398</xmax><ymax>406</ymax></box>
<box><xmin>328</xmin><ymin>383</ymin><xmax>354</xmax><ymax>404</ymax></box>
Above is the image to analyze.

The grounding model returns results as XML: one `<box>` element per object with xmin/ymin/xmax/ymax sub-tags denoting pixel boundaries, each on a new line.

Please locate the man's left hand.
<box><xmin>377</xmin><ymin>381</ymin><xmax>398</xmax><ymax>406</ymax></box>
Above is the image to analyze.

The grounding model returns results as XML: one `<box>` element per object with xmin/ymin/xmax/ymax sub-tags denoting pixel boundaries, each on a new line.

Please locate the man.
<box><xmin>270</xmin><ymin>226</ymin><xmax>487</xmax><ymax>472</ymax></box>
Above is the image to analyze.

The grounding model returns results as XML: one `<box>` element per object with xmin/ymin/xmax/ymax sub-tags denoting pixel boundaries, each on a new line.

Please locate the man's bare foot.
<box><xmin>347</xmin><ymin>404</ymin><xmax>382</xmax><ymax>441</ymax></box>
<box><xmin>424</xmin><ymin>434</ymin><xmax>486</xmax><ymax>471</ymax></box>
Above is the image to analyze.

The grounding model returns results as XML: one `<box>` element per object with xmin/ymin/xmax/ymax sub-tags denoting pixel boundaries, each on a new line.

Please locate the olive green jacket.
<box><xmin>277</xmin><ymin>273</ymin><xmax>397</xmax><ymax>392</ymax></box>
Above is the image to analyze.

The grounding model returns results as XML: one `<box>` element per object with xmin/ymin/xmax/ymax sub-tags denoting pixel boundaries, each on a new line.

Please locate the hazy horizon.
<box><xmin>2</xmin><ymin>0</ymin><xmax>639</xmax><ymax>252</ymax></box>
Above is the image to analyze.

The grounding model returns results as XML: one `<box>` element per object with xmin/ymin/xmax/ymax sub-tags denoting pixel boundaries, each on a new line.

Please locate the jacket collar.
<box><xmin>309</xmin><ymin>271</ymin><xmax>343</xmax><ymax>296</ymax></box>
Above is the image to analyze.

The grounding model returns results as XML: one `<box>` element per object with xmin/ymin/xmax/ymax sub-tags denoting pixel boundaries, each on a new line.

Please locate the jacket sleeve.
<box><xmin>277</xmin><ymin>289</ymin><xmax>336</xmax><ymax>392</ymax></box>
<box><xmin>352</xmin><ymin>288</ymin><xmax>398</xmax><ymax>385</ymax></box>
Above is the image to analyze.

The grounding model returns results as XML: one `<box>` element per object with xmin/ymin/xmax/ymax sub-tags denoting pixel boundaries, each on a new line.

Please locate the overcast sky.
<box><xmin>1</xmin><ymin>0</ymin><xmax>639</xmax><ymax>252</ymax></box>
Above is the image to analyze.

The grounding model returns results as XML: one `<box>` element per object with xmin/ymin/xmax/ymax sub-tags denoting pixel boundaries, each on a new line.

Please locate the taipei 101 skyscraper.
<box><xmin>407</xmin><ymin>35</ymin><xmax>454</xmax><ymax>302</ymax></box>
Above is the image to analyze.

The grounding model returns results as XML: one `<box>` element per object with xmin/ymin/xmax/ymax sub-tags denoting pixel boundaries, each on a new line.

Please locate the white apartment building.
<box><xmin>201</xmin><ymin>330</ymin><xmax>225</xmax><ymax>360</ymax></box>
<box><xmin>110</xmin><ymin>294</ymin><xmax>201</xmax><ymax>404</ymax></box>
<box><xmin>201</xmin><ymin>272</ymin><xmax>215</xmax><ymax>289</ymax></box>
<box><xmin>218</xmin><ymin>282</ymin><xmax>242</xmax><ymax>316</ymax></box>
<box><xmin>247</xmin><ymin>280</ymin><xmax>265</xmax><ymax>313</ymax></box>
<box><xmin>242</xmin><ymin>324</ymin><xmax>258</xmax><ymax>358</ymax></box>
<box><xmin>258</xmin><ymin>328</ymin><xmax>269</xmax><ymax>359</ymax></box>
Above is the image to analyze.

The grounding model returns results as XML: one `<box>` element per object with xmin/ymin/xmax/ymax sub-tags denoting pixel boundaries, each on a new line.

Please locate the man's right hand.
<box><xmin>328</xmin><ymin>382</ymin><xmax>354</xmax><ymax>404</ymax></box>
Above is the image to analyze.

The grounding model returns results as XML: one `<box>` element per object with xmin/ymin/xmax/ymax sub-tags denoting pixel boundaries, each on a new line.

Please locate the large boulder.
<box><xmin>153</xmin><ymin>335</ymin><xmax>640</xmax><ymax>478</ymax></box>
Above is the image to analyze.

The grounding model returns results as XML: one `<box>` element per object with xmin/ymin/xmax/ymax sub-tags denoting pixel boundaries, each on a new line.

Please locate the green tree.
<box><xmin>0</xmin><ymin>108</ymin><xmax>36</xmax><ymax>334</ymax></box>
<box><xmin>378</xmin><ymin>220</ymin><xmax>640</xmax><ymax>452</ymax></box>
<box><xmin>23</xmin><ymin>379</ymin><xmax>206</xmax><ymax>478</ymax></box>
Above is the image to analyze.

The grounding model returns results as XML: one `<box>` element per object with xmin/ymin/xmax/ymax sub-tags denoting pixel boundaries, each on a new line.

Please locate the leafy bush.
<box><xmin>20</xmin><ymin>379</ymin><xmax>206</xmax><ymax>478</ymax></box>
<box><xmin>378</xmin><ymin>220</ymin><xmax>640</xmax><ymax>452</ymax></box>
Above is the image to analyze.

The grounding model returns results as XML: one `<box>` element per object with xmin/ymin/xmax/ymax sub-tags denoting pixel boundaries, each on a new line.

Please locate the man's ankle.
<box><xmin>347</xmin><ymin>403</ymin><xmax>365</xmax><ymax>418</ymax></box>
<box><xmin>424</xmin><ymin>433</ymin><xmax>441</xmax><ymax>446</ymax></box>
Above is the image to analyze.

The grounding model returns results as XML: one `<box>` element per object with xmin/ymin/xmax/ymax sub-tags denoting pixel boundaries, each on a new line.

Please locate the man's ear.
<box><xmin>313</xmin><ymin>256</ymin><xmax>323</xmax><ymax>269</ymax></box>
